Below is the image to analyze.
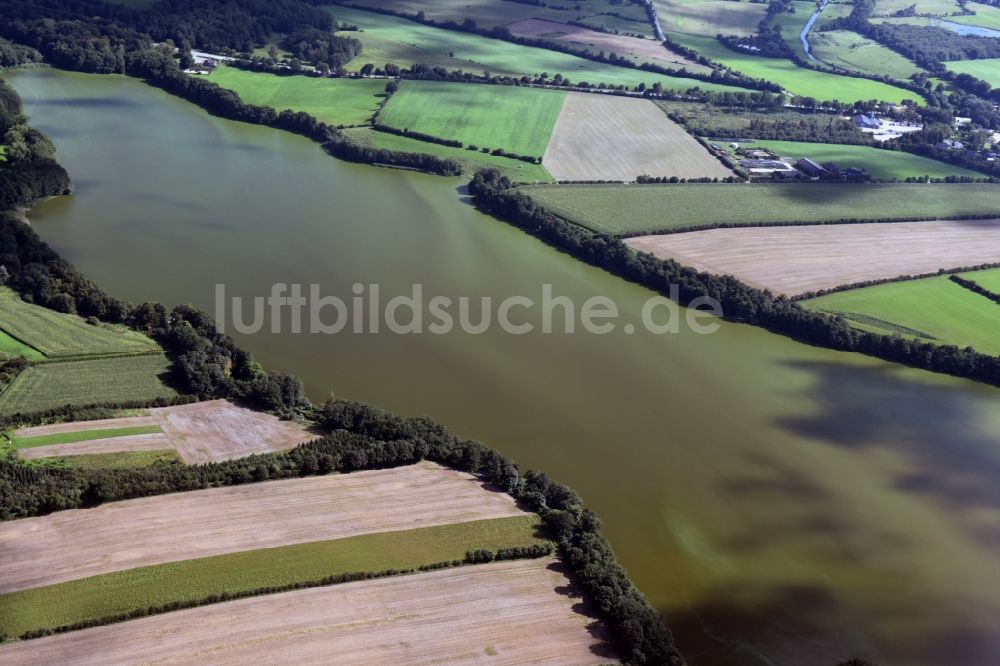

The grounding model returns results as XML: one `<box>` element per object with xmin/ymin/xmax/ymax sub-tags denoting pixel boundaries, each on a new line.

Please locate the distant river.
<box><xmin>9</xmin><ymin>68</ymin><xmax>1000</xmax><ymax>666</ymax></box>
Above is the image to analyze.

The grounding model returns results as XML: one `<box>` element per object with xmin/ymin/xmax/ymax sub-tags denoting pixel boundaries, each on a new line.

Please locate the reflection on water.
<box><xmin>10</xmin><ymin>68</ymin><xmax>1000</xmax><ymax>666</ymax></box>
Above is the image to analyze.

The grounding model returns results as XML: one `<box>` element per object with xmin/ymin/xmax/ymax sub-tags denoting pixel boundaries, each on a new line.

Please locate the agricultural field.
<box><xmin>658</xmin><ymin>100</ymin><xmax>861</xmax><ymax>137</ymax></box>
<box><xmin>665</xmin><ymin>31</ymin><xmax>921</xmax><ymax>103</ymax></box>
<box><xmin>0</xmin><ymin>355</ymin><xmax>178</xmax><ymax>417</ymax></box>
<box><xmin>544</xmin><ymin>93</ymin><xmax>733</xmax><ymax>181</ymax></box>
<box><xmin>960</xmin><ymin>267</ymin><xmax>1000</xmax><ymax>293</ymax></box>
<box><xmin>0</xmin><ymin>559</ymin><xmax>612</xmax><ymax>665</ymax></box>
<box><xmin>945</xmin><ymin>58</ymin><xmax>1000</xmax><ymax>89</ymax></box>
<box><xmin>949</xmin><ymin>1</ymin><xmax>1000</xmax><ymax>30</ymax></box>
<box><xmin>11</xmin><ymin>424</ymin><xmax>162</xmax><ymax>449</ymax></box>
<box><xmin>0</xmin><ymin>330</ymin><xmax>43</xmax><ymax>362</ymax></box>
<box><xmin>623</xmin><ymin>219</ymin><xmax>1000</xmax><ymax>296</ymax></box>
<box><xmin>506</xmin><ymin>18</ymin><xmax>712</xmax><ymax>74</ymax></box>
<box><xmin>521</xmin><ymin>182</ymin><xmax>1000</xmax><ymax>234</ymax></box>
<box><xmin>330</xmin><ymin>5</ymin><xmax>749</xmax><ymax>90</ymax></box>
<box><xmin>207</xmin><ymin>66</ymin><xmax>385</xmax><ymax>126</ymax></box>
<box><xmin>872</xmin><ymin>0</ymin><xmax>961</xmax><ymax>15</ymax></box>
<box><xmin>334</xmin><ymin>0</ymin><xmax>655</xmax><ymax>36</ymax></box>
<box><xmin>809</xmin><ymin>30</ymin><xmax>926</xmax><ymax>80</ymax></box>
<box><xmin>740</xmin><ymin>139</ymin><xmax>984</xmax><ymax>180</ymax></box>
<box><xmin>378</xmin><ymin>81</ymin><xmax>565</xmax><ymax>157</ymax></box>
<box><xmin>345</xmin><ymin>127</ymin><xmax>554</xmax><ymax>181</ymax></box>
<box><xmin>802</xmin><ymin>274</ymin><xmax>1000</xmax><ymax>354</ymax></box>
<box><xmin>0</xmin><ymin>516</ymin><xmax>547</xmax><ymax>637</ymax></box>
<box><xmin>0</xmin><ymin>288</ymin><xmax>159</xmax><ymax>359</ymax></box>
<box><xmin>654</xmin><ymin>0</ymin><xmax>767</xmax><ymax>36</ymax></box>
<box><xmin>0</xmin><ymin>461</ymin><xmax>527</xmax><ymax>592</ymax></box>
<box><xmin>34</xmin><ymin>449</ymin><xmax>182</xmax><ymax>471</ymax></box>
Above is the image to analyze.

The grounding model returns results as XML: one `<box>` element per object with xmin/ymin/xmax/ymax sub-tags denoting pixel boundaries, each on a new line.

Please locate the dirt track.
<box><xmin>14</xmin><ymin>400</ymin><xmax>313</xmax><ymax>464</ymax></box>
<box><xmin>0</xmin><ymin>558</ymin><xmax>615</xmax><ymax>665</ymax></box>
<box><xmin>0</xmin><ymin>462</ymin><xmax>527</xmax><ymax>593</ymax></box>
<box><xmin>625</xmin><ymin>219</ymin><xmax>1000</xmax><ymax>296</ymax></box>
<box><xmin>544</xmin><ymin>93</ymin><xmax>733</xmax><ymax>181</ymax></box>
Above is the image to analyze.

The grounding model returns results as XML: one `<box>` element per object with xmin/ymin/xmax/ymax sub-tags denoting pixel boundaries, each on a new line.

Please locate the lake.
<box><xmin>9</xmin><ymin>67</ymin><xmax>1000</xmax><ymax>666</ymax></box>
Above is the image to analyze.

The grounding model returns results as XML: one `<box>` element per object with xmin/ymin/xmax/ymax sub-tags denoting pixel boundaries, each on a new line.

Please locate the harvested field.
<box><xmin>544</xmin><ymin>93</ymin><xmax>733</xmax><ymax>181</ymax></box>
<box><xmin>624</xmin><ymin>220</ymin><xmax>1000</xmax><ymax>296</ymax></box>
<box><xmin>655</xmin><ymin>0</ymin><xmax>768</xmax><ymax>37</ymax></box>
<box><xmin>0</xmin><ymin>558</ymin><xmax>615</xmax><ymax>665</ymax></box>
<box><xmin>508</xmin><ymin>18</ymin><xmax>710</xmax><ymax>73</ymax></box>
<box><xmin>0</xmin><ymin>461</ymin><xmax>527</xmax><ymax>592</ymax></box>
<box><xmin>12</xmin><ymin>400</ymin><xmax>312</xmax><ymax>464</ymax></box>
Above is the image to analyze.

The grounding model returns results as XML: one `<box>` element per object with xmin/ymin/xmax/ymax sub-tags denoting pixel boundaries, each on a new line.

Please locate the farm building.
<box><xmin>853</xmin><ymin>114</ymin><xmax>881</xmax><ymax>130</ymax></box>
<box><xmin>937</xmin><ymin>139</ymin><xmax>965</xmax><ymax>150</ymax></box>
<box><xmin>796</xmin><ymin>158</ymin><xmax>830</xmax><ymax>180</ymax></box>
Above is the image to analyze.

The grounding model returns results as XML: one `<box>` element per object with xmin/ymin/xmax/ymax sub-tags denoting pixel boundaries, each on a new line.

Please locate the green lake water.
<box><xmin>8</xmin><ymin>68</ymin><xmax>1000</xmax><ymax>666</ymax></box>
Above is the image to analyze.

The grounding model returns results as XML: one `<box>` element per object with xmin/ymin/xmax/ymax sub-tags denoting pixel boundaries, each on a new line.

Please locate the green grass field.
<box><xmin>207</xmin><ymin>66</ymin><xmax>386</xmax><ymax>126</ymax></box>
<box><xmin>26</xmin><ymin>449</ymin><xmax>183</xmax><ymax>470</ymax></box>
<box><xmin>959</xmin><ymin>267</ymin><xmax>1000</xmax><ymax>293</ymax></box>
<box><xmin>950</xmin><ymin>1</ymin><xmax>1000</xmax><ymax>30</ymax></box>
<box><xmin>332</xmin><ymin>0</ymin><xmax>656</xmax><ymax>36</ymax></box>
<box><xmin>740</xmin><ymin>140</ymin><xmax>984</xmax><ymax>180</ymax></box>
<box><xmin>0</xmin><ymin>515</ymin><xmax>547</xmax><ymax>638</ymax></box>
<box><xmin>379</xmin><ymin>81</ymin><xmax>564</xmax><ymax>157</ymax></box>
<box><xmin>345</xmin><ymin>128</ymin><xmax>553</xmax><ymax>182</ymax></box>
<box><xmin>11</xmin><ymin>425</ymin><xmax>162</xmax><ymax>449</ymax></box>
<box><xmin>328</xmin><ymin>6</ymin><xmax>749</xmax><ymax>91</ymax></box>
<box><xmin>0</xmin><ymin>289</ymin><xmax>159</xmax><ymax>359</ymax></box>
<box><xmin>872</xmin><ymin>0</ymin><xmax>960</xmax><ymax>15</ymax></box>
<box><xmin>809</xmin><ymin>30</ymin><xmax>925</xmax><ymax>80</ymax></box>
<box><xmin>0</xmin><ymin>355</ymin><xmax>179</xmax><ymax>416</ymax></box>
<box><xmin>945</xmin><ymin>58</ymin><xmax>1000</xmax><ymax>89</ymax></box>
<box><xmin>0</xmin><ymin>330</ymin><xmax>44</xmax><ymax>362</ymax></box>
<box><xmin>803</xmin><ymin>276</ymin><xmax>1000</xmax><ymax>354</ymax></box>
<box><xmin>522</xmin><ymin>182</ymin><xmax>1000</xmax><ymax>234</ymax></box>
<box><xmin>666</xmin><ymin>32</ymin><xmax>921</xmax><ymax>104</ymax></box>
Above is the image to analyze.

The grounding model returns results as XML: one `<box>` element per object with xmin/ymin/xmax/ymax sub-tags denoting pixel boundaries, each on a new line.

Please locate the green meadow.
<box><xmin>960</xmin><ymin>267</ymin><xmax>1000</xmax><ymax>293</ymax></box>
<box><xmin>0</xmin><ymin>515</ymin><xmax>547</xmax><ymax>638</ymax></box>
<box><xmin>345</xmin><ymin>128</ymin><xmax>554</xmax><ymax>182</ymax></box>
<box><xmin>328</xmin><ymin>6</ymin><xmax>750</xmax><ymax>91</ymax></box>
<box><xmin>379</xmin><ymin>81</ymin><xmax>564</xmax><ymax>156</ymax></box>
<box><xmin>208</xmin><ymin>66</ymin><xmax>386</xmax><ymax>126</ymax></box>
<box><xmin>809</xmin><ymin>30</ymin><xmax>925</xmax><ymax>81</ymax></box>
<box><xmin>945</xmin><ymin>59</ymin><xmax>1000</xmax><ymax>89</ymax></box>
<box><xmin>743</xmin><ymin>140</ymin><xmax>983</xmax><ymax>180</ymax></box>
<box><xmin>944</xmin><ymin>1</ymin><xmax>1000</xmax><ymax>30</ymax></box>
<box><xmin>667</xmin><ymin>32</ymin><xmax>921</xmax><ymax>103</ymax></box>
<box><xmin>803</xmin><ymin>275</ymin><xmax>1000</xmax><ymax>355</ymax></box>
<box><xmin>12</xmin><ymin>425</ymin><xmax>163</xmax><ymax>449</ymax></box>
<box><xmin>522</xmin><ymin>182</ymin><xmax>1000</xmax><ymax>234</ymax></box>
<box><xmin>0</xmin><ymin>329</ymin><xmax>44</xmax><ymax>362</ymax></box>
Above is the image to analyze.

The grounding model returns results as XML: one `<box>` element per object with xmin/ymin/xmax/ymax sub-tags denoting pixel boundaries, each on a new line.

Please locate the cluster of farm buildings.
<box><xmin>711</xmin><ymin>143</ymin><xmax>869</xmax><ymax>181</ymax></box>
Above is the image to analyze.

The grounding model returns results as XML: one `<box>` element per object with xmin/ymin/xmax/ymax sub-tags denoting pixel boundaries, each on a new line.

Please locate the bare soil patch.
<box><xmin>0</xmin><ymin>558</ymin><xmax>615</xmax><ymax>665</ymax></box>
<box><xmin>544</xmin><ymin>93</ymin><xmax>734</xmax><ymax>181</ymax></box>
<box><xmin>14</xmin><ymin>400</ymin><xmax>312</xmax><ymax>464</ymax></box>
<box><xmin>0</xmin><ymin>462</ymin><xmax>527</xmax><ymax>593</ymax></box>
<box><xmin>625</xmin><ymin>219</ymin><xmax>1000</xmax><ymax>296</ymax></box>
<box><xmin>508</xmin><ymin>18</ymin><xmax>709</xmax><ymax>73</ymax></box>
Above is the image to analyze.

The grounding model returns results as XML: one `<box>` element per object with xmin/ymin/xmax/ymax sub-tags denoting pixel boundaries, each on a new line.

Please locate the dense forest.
<box><xmin>469</xmin><ymin>169</ymin><xmax>1000</xmax><ymax>387</ymax></box>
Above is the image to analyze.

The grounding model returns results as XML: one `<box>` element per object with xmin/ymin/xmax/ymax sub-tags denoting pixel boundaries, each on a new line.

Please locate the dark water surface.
<box><xmin>9</xmin><ymin>68</ymin><xmax>1000</xmax><ymax>666</ymax></box>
